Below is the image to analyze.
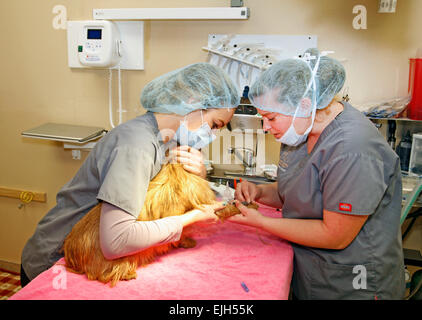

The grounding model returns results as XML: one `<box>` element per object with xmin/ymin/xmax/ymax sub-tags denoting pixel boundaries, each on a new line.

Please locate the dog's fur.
<box><xmin>62</xmin><ymin>163</ymin><xmax>258</xmax><ymax>287</ymax></box>
<box><xmin>62</xmin><ymin>163</ymin><xmax>228</xmax><ymax>287</ymax></box>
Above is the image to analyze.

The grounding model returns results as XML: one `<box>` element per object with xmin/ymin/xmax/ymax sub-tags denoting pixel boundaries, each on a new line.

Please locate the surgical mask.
<box><xmin>175</xmin><ymin>110</ymin><xmax>216</xmax><ymax>149</ymax></box>
<box><xmin>276</xmin><ymin>54</ymin><xmax>321</xmax><ymax>147</ymax></box>
<box><xmin>276</xmin><ymin>108</ymin><xmax>316</xmax><ymax>147</ymax></box>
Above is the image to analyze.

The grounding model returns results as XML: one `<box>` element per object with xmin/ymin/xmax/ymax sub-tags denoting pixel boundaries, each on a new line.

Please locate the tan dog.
<box><xmin>63</xmin><ymin>163</ymin><xmax>246</xmax><ymax>287</ymax></box>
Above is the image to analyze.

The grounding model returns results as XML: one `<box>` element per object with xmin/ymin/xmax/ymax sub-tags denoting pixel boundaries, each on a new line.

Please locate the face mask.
<box><xmin>175</xmin><ymin>110</ymin><xmax>216</xmax><ymax>149</ymax></box>
<box><xmin>275</xmin><ymin>53</ymin><xmax>321</xmax><ymax>147</ymax></box>
<box><xmin>275</xmin><ymin>108</ymin><xmax>316</xmax><ymax>147</ymax></box>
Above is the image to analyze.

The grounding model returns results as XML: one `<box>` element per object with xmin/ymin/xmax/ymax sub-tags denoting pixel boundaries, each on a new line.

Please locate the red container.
<box><xmin>408</xmin><ymin>58</ymin><xmax>422</xmax><ymax>120</ymax></box>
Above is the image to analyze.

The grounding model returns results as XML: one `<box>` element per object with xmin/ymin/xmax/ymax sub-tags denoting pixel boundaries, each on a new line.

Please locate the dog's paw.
<box><xmin>215</xmin><ymin>202</ymin><xmax>259</xmax><ymax>221</ymax></box>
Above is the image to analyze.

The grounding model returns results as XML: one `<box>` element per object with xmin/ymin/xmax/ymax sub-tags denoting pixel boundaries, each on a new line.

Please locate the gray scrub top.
<box><xmin>22</xmin><ymin>112</ymin><xmax>167</xmax><ymax>280</ymax></box>
<box><xmin>277</xmin><ymin>102</ymin><xmax>405</xmax><ymax>300</ymax></box>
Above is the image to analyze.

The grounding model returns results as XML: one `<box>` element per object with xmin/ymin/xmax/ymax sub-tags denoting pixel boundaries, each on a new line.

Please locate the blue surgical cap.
<box><xmin>140</xmin><ymin>63</ymin><xmax>240</xmax><ymax>116</ymax></box>
<box><xmin>249</xmin><ymin>48</ymin><xmax>346</xmax><ymax>117</ymax></box>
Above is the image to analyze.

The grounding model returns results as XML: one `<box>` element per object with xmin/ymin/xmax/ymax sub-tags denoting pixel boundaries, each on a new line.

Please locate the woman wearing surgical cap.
<box><xmin>20</xmin><ymin>63</ymin><xmax>239</xmax><ymax>287</ymax></box>
<box><xmin>229</xmin><ymin>49</ymin><xmax>405</xmax><ymax>300</ymax></box>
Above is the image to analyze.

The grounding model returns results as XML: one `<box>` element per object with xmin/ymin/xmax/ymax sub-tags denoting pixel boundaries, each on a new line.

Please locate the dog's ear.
<box><xmin>140</xmin><ymin>163</ymin><xmax>216</xmax><ymax>221</ymax></box>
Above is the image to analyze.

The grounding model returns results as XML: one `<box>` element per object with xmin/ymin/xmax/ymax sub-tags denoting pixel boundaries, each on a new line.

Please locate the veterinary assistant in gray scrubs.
<box><xmin>20</xmin><ymin>63</ymin><xmax>238</xmax><ymax>286</ymax></box>
<box><xmin>230</xmin><ymin>49</ymin><xmax>405</xmax><ymax>299</ymax></box>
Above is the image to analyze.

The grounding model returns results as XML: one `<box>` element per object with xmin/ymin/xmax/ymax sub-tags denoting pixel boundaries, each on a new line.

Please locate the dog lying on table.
<box><xmin>62</xmin><ymin>163</ymin><xmax>258</xmax><ymax>287</ymax></box>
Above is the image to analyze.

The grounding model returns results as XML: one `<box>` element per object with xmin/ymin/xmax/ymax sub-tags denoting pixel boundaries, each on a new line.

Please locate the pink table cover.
<box><xmin>11</xmin><ymin>204</ymin><xmax>293</xmax><ymax>300</ymax></box>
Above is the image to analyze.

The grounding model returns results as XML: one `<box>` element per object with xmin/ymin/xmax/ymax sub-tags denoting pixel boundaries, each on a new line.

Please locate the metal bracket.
<box><xmin>231</xmin><ymin>0</ymin><xmax>244</xmax><ymax>7</ymax></box>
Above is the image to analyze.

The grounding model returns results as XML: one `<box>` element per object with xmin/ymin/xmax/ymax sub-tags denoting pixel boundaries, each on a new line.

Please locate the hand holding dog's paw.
<box><xmin>215</xmin><ymin>201</ymin><xmax>259</xmax><ymax>221</ymax></box>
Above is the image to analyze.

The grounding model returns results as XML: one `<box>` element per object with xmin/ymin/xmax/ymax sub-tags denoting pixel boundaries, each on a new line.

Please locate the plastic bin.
<box><xmin>408</xmin><ymin>58</ymin><xmax>422</xmax><ymax>120</ymax></box>
<box><xmin>409</xmin><ymin>133</ymin><xmax>422</xmax><ymax>176</ymax></box>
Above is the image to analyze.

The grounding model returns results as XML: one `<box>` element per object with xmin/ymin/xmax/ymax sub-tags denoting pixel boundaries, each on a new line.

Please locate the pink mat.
<box><xmin>11</xmin><ymin>204</ymin><xmax>293</xmax><ymax>300</ymax></box>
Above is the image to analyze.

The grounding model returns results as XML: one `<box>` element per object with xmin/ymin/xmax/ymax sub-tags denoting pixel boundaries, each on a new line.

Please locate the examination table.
<box><xmin>11</xmin><ymin>204</ymin><xmax>293</xmax><ymax>300</ymax></box>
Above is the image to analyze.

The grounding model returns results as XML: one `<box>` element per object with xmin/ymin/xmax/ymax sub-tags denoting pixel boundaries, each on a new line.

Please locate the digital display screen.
<box><xmin>87</xmin><ymin>29</ymin><xmax>102</xmax><ymax>40</ymax></box>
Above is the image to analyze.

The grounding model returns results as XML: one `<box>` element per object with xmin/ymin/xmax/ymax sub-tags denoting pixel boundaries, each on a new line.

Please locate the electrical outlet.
<box><xmin>378</xmin><ymin>0</ymin><xmax>397</xmax><ymax>13</ymax></box>
<box><xmin>71</xmin><ymin>150</ymin><xmax>81</xmax><ymax>160</ymax></box>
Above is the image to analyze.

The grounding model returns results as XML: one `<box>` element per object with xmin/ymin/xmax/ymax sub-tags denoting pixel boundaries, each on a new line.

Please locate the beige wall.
<box><xmin>1</xmin><ymin>0</ymin><xmax>421</xmax><ymax>266</ymax></box>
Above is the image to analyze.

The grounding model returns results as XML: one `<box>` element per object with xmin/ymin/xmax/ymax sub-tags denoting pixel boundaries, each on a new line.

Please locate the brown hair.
<box><xmin>315</xmin><ymin>99</ymin><xmax>338</xmax><ymax>123</ymax></box>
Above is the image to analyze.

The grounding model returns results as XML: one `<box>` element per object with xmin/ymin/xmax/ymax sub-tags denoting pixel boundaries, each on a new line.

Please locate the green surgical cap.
<box><xmin>249</xmin><ymin>48</ymin><xmax>346</xmax><ymax>117</ymax></box>
<box><xmin>140</xmin><ymin>63</ymin><xmax>240</xmax><ymax>116</ymax></box>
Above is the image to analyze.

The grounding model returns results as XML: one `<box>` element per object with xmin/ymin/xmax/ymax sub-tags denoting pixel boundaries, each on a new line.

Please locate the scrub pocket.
<box><xmin>309</xmin><ymin>258</ymin><xmax>378</xmax><ymax>300</ymax></box>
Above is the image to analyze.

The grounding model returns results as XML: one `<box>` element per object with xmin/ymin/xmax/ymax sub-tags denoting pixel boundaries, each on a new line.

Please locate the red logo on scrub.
<box><xmin>339</xmin><ymin>203</ymin><xmax>352</xmax><ymax>212</ymax></box>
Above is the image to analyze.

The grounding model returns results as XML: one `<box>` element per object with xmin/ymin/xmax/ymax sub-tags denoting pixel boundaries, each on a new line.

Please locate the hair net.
<box><xmin>248</xmin><ymin>48</ymin><xmax>346</xmax><ymax>117</ymax></box>
<box><xmin>140</xmin><ymin>63</ymin><xmax>240</xmax><ymax>116</ymax></box>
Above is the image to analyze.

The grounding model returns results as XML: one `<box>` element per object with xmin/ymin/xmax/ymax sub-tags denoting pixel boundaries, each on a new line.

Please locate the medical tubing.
<box><xmin>108</xmin><ymin>65</ymin><xmax>124</xmax><ymax>129</ymax></box>
<box><xmin>108</xmin><ymin>68</ymin><xmax>116</xmax><ymax>128</ymax></box>
<box><xmin>400</xmin><ymin>180</ymin><xmax>422</xmax><ymax>225</ymax></box>
<box><xmin>118</xmin><ymin>64</ymin><xmax>123</xmax><ymax>125</ymax></box>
